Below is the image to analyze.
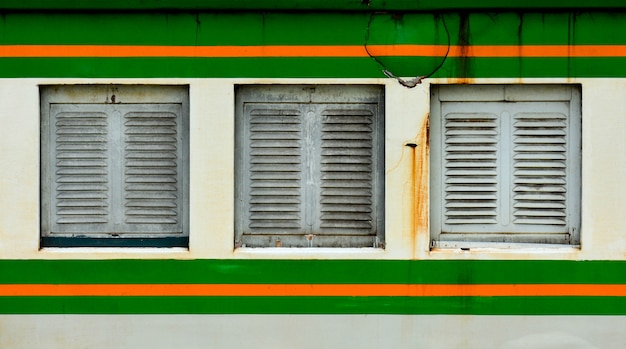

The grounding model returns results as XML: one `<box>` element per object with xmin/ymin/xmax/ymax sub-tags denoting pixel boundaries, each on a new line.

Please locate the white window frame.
<box><xmin>430</xmin><ymin>84</ymin><xmax>581</xmax><ymax>248</ymax></box>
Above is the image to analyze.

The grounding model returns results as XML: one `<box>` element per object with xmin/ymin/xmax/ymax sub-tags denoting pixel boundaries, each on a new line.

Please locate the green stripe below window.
<box><xmin>1</xmin><ymin>57</ymin><xmax>626</xmax><ymax>78</ymax></box>
<box><xmin>1</xmin><ymin>260</ymin><xmax>625</xmax><ymax>285</ymax></box>
<box><xmin>1</xmin><ymin>296</ymin><xmax>625</xmax><ymax>315</ymax></box>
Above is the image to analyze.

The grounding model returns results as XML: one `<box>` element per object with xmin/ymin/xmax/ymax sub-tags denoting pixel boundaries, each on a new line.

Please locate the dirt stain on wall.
<box><xmin>406</xmin><ymin>113</ymin><xmax>431</xmax><ymax>256</ymax></box>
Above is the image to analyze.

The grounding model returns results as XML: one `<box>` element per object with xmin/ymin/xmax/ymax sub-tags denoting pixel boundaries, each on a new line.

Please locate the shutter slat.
<box><xmin>446</xmin><ymin>219</ymin><xmax>498</xmax><ymax>224</ymax></box>
<box><xmin>446</xmin><ymin>177</ymin><xmax>497</xmax><ymax>184</ymax></box>
<box><xmin>246</xmin><ymin>108</ymin><xmax>303</xmax><ymax>232</ymax></box>
<box><xmin>53</xmin><ymin>111</ymin><xmax>110</xmax><ymax>226</ymax></box>
<box><xmin>124</xmin><ymin>110</ymin><xmax>181</xmax><ymax>228</ymax></box>
<box><xmin>446</xmin><ymin>202</ymin><xmax>497</xmax><ymax>208</ymax></box>
<box><xmin>57</xmin><ymin>217</ymin><xmax>109</xmax><ymax>224</ymax></box>
<box><xmin>319</xmin><ymin>109</ymin><xmax>375</xmax><ymax>234</ymax></box>
<box><xmin>513</xmin><ymin>112</ymin><xmax>568</xmax><ymax>226</ymax></box>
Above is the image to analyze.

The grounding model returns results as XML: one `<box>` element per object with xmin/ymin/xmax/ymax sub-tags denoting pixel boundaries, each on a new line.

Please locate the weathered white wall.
<box><xmin>0</xmin><ymin>78</ymin><xmax>624</xmax><ymax>260</ymax></box>
<box><xmin>0</xmin><ymin>315</ymin><xmax>624</xmax><ymax>349</ymax></box>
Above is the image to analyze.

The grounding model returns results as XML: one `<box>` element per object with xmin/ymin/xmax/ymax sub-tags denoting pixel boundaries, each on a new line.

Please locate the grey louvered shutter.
<box><xmin>42</xmin><ymin>85</ymin><xmax>188</xmax><ymax>243</ymax></box>
<box><xmin>49</xmin><ymin>105</ymin><xmax>111</xmax><ymax>231</ymax></box>
<box><xmin>122</xmin><ymin>105</ymin><xmax>183</xmax><ymax>233</ymax></box>
<box><xmin>441</xmin><ymin>111</ymin><xmax>499</xmax><ymax>226</ymax></box>
<box><xmin>242</xmin><ymin>105</ymin><xmax>305</xmax><ymax>234</ymax></box>
<box><xmin>236</xmin><ymin>85</ymin><xmax>384</xmax><ymax>248</ymax></box>
<box><xmin>318</xmin><ymin>107</ymin><xmax>379</xmax><ymax>238</ymax></box>
<box><xmin>431</xmin><ymin>85</ymin><xmax>581</xmax><ymax>246</ymax></box>
<box><xmin>512</xmin><ymin>111</ymin><xmax>568</xmax><ymax>226</ymax></box>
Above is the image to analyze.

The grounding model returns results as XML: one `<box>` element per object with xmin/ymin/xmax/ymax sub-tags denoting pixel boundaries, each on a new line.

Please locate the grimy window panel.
<box><xmin>41</xmin><ymin>85</ymin><xmax>189</xmax><ymax>245</ymax></box>
<box><xmin>318</xmin><ymin>107</ymin><xmax>377</xmax><ymax>235</ymax></box>
<box><xmin>430</xmin><ymin>85</ymin><xmax>581</xmax><ymax>246</ymax></box>
<box><xmin>245</xmin><ymin>105</ymin><xmax>305</xmax><ymax>233</ymax></box>
<box><xmin>236</xmin><ymin>85</ymin><xmax>384</xmax><ymax>248</ymax></box>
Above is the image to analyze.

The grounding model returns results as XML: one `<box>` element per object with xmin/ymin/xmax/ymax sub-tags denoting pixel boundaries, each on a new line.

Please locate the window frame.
<box><xmin>429</xmin><ymin>84</ymin><xmax>582</xmax><ymax>248</ymax></box>
<box><xmin>234</xmin><ymin>84</ymin><xmax>385</xmax><ymax>248</ymax></box>
<box><xmin>40</xmin><ymin>84</ymin><xmax>190</xmax><ymax>248</ymax></box>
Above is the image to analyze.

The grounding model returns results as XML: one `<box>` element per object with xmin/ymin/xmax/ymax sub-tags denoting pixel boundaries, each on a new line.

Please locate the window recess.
<box><xmin>235</xmin><ymin>85</ymin><xmax>385</xmax><ymax>248</ymax></box>
<box><xmin>40</xmin><ymin>85</ymin><xmax>189</xmax><ymax>247</ymax></box>
<box><xmin>430</xmin><ymin>85</ymin><xmax>581</xmax><ymax>248</ymax></box>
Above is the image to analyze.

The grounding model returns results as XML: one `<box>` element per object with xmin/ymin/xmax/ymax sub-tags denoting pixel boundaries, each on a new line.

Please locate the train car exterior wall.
<box><xmin>0</xmin><ymin>2</ymin><xmax>625</xmax><ymax>348</ymax></box>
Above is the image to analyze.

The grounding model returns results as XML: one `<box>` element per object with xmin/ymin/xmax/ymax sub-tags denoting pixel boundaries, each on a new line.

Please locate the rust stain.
<box><xmin>515</xmin><ymin>13</ymin><xmax>525</xmax><ymax>84</ymax></box>
<box><xmin>457</xmin><ymin>13</ymin><xmax>471</xmax><ymax>80</ymax></box>
<box><xmin>413</xmin><ymin>114</ymin><xmax>430</xmax><ymax>246</ymax></box>
<box><xmin>445</xmin><ymin>77</ymin><xmax>476</xmax><ymax>85</ymax></box>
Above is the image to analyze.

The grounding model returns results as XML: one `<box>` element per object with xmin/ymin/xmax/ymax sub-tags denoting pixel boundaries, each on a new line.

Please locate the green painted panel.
<box><xmin>0</xmin><ymin>57</ymin><xmax>383</xmax><ymax>78</ymax></box>
<box><xmin>2</xmin><ymin>56</ymin><xmax>626</xmax><ymax>78</ymax></box>
<box><xmin>0</xmin><ymin>260</ymin><xmax>625</xmax><ymax>285</ymax></box>
<box><xmin>1</xmin><ymin>296</ymin><xmax>625</xmax><ymax>315</ymax></box>
<box><xmin>2</xmin><ymin>0</ymin><xmax>626</xmax><ymax>11</ymax></box>
<box><xmin>1</xmin><ymin>12</ymin><xmax>626</xmax><ymax>78</ymax></box>
<box><xmin>0</xmin><ymin>13</ymin><xmax>372</xmax><ymax>46</ymax></box>
<box><xmin>2</xmin><ymin>13</ymin><xmax>626</xmax><ymax>46</ymax></box>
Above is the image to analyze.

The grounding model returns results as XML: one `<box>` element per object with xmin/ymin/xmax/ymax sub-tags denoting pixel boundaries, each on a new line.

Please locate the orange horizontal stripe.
<box><xmin>1</xmin><ymin>284</ymin><xmax>625</xmax><ymax>297</ymax></box>
<box><xmin>1</xmin><ymin>45</ymin><xmax>626</xmax><ymax>58</ymax></box>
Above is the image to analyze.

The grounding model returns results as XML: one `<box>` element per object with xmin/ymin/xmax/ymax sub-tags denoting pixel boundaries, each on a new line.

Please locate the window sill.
<box><xmin>234</xmin><ymin>247</ymin><xmax>386</xmax><ymax>259</ymax></box>
<box><xmin>38</xmin><ymin>247</ymin><xmax>190</xmax><ymax>259</ymax></box>
<box><xmin>432</xmin><ymin>241</ymin><xmax>581</xmax><ymax>250</ymax></box>
<box><xmin>429</xmin><ymin>242</ymin><xmax>582</xmax><ymax>258</ymax></box>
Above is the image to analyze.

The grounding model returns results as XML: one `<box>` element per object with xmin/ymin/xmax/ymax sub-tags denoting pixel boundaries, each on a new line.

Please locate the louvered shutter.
<box><xmin>122</xmin><ymin>105</ymin><xmax>183</xmax><ymax>233</ymax></box>
<box><xmin>431</xmin><ymin>85</ymin><xmax>580</xmax><ymax>245</ymax></box>
<box><xmin>442</xmin><ymin>111</ymin><xmax>499</xmax><ymax>226</ymax></box>
<box><xmin>42</xmin><ymin>85</ymin><xmax>188</xmax><ymax>246</ymax></box>
<box><xmin>236</xmin><ymin>85</ymin><xmax>384</xmax><ymax>247</ymax></box>
<box><xmin>50</xmin><ymin>105</ymin><xmax>111</xmax><ymax>232</ymax></box>
<box><xmin>243</xmin><ymin>105</ymin><xmax>305</xmax><ymax>234</ymax></box>
<box><xmin>49</xmin><ymin>104</ymin><xmax>183</xmax><ymax>234</ymax></box>
<box><xmin>512</xmin><ymin>111</ymin><xmax>568</xmax><ymax>226</ymax></box>
<box><xmin>318</xmin><ymin>107</ymin><xmax>377</xmax><ymax>235</ymax></box>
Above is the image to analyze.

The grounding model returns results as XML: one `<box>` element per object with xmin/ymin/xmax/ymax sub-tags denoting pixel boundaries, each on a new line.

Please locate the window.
<box><xmin>235</xmin><ymin>85</ymin><xmax>384</xmax><ymax>248</ymax></box>
<box><xmin>430</xmin><ymin>85</ymin><xmax>581</xmax><ymax>247</ymax></box>
<box><xmin>40</xmin><ymin>85</ymin><xmax>189</xmax><ymax>247</ymax></box>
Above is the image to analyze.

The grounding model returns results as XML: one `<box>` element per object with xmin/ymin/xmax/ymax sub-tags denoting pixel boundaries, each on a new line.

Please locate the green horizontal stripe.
<box><xmin>1</xmin><ymin>260</ymin><xmax>625</xmax><ymax>285</ymax></box>
<box><xmin>1</xmin><ymin>13</ymin><xmax>625</xmax><ymax>46</ymax></box>
<box><xmin>1</xmin><ymin>57</ymin><xmax>626</xmax><ymax>78</ymax></box>
<box><xmin>1</xmin><ymin>11</ymin><xmax>626</xmax><ymax>78</ymax></box>
<box><xmin>2</xmin><ymin>0</ymin><xmax>626</xmax><ymax>11</ymax></box>
<box><xmin>1</xmin><ymin>296</ymin><xmax>625</xmax><ymax>315</ymax></box>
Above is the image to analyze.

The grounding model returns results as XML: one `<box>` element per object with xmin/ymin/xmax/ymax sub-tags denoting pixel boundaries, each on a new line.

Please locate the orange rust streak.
<box><xmin>1</xmin><ymin>45</ymin><xmax>626</xmax><ymax>58</ymax></box>
<box><xmin>1</xmin><ymin>284</ymin><xmax>626</xmax><ymax>297</ymax></box>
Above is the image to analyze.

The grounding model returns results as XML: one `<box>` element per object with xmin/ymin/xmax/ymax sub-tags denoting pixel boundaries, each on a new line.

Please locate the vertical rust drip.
<box><xmin>517</xmin><ymin>12</ymin><xmax>524</xmax><ymax>81</ymax></box>
<box><xmin>414</xmin><ymin>115</ymin><xmax>430</xmax><ymax>237</ymax></box>
<box><xmin>458</xmin><ymin>13</ymin><xmax>471</xmax><ymax>80</ymax></box>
